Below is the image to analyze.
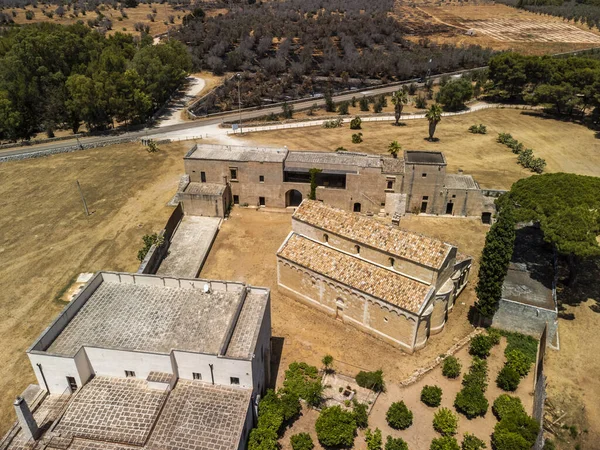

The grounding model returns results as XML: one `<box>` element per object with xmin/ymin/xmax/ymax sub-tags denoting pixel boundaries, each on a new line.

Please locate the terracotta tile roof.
<box><xmin>293</xmin><ymin>200</ymin><xmax>452</xmax><ymax>269</ymax></box>
<box><xmin>278</xmin><ymin>234</ymin><xmax>432</xmax><ymax>313</ymax></box>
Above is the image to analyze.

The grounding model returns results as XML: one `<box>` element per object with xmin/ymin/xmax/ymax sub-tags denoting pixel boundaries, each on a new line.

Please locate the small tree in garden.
<box><xmin>315</xmin><ymin>406</ymin><xmax>357</xmax><ymax>448</ymax></box>
<box><xmin>321</xmin><ymin>354</ymin><xmax>334</xmax><ymax>373</ymax></box>
<box><xmin>496</xmin><ymin>365</ymin><xmax>520</xmax><ymax>392</ymax></box>
<box><xmin>352</xmin><ymin>400</ymin><xmax>369</xmax><ymax>429</ymax></box>
<box><xmin>365</xmin><ymin>428</ymin><xmax>383</xmax><ymax>450</ymax></box>
<box><xmin>442</xmin><ymin>356</ymin><xmax>461</xmax><ymax>379</ymax></box>
<box><xmin>469</xmin><ymin>335</ymin><xmax>495</xmax><ymax>359</ymax></box>
<box><xmin>492</xmin><ymin>395</ymin><xmax>525</xmax><ymax>421</ymax></box>
<box><xmin>426</xmin><ymin>103</ymin><xmax>443</xmax><ymax>141</ymax></box>
<box><xmin>461</xmin><ymin>433</ymin><xmax>486</xmax><ymax>450</ymax></box>
<box><xmin>430</xmin><ymin>436</ymin><xmax>460</xmax><ymax>450</ymax></box>
<box><xmin>421</xmin><ymin>385</ymin><xmax>443</xmax><ymax>407</ymax></box>
<box><xmin>325</xmin><ymin>91</ymin><xmax>335</xmax><ymax>112</ymax></box>
<box><xmin>338</xmin><ymin>101</ymin><xmax>349</xmax><ymax>115</ymax></box>
<box><xmin>360</xmin><ymin>96</ymin><xmax>370</xmax><ymax>111</ymax></box>
<box><xmin>385</xmin><ymin>436</ymin><xmax>409</xmax><ymax>450</ymax></box>
<box><xmin>433</xmin><ymin>408</ymin><xmax>458</xmax><ymax>436</ymax></box>
<box><xmin>391</xmin><ymin>89</ymin><xmax>408</xmax><ymax>125</ymax></box>
<box><xmin>505</xmin><ymin>350</ymin><xmax>531</xmax><ymax>377</ymax></box>
<box><xmin>352</xmin><ymin>132</ymin><xmax>363</xmax><ymax>143</ymax></box>
<box><xmin>350</xmin><ymin>116</ymin><xmax>362</xmax><ymax>129</ymax></box>
<box><xmin>356</xmin><ymin>370</ymin><xmax>385</xmax><ymax>392</ymax></box>
<box><xmin>388</xmin><ymin>140</ymin><xmax>402</xmax><ymax>158</ymax></box>
<box><xmin>291</xmin><ymin>433</ymin><xmax>314</xmax><ymax>450</ymax></box>
<box><xmin>386</xmin><ymin>401</ymin><xmax>413</xmax><ymax>430</ymax></box>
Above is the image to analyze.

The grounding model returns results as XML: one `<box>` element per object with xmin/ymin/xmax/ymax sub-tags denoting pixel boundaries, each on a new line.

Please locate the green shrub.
<box><xmin>462</xmin><ymin>357</ymin><xmax>488</xmax><ymax>392</ymax></box>
<box><xmin>352</xmin><ymin>132</ymin><xmax>363</xmax><ymax>144</ymax></box>
<box><xmin>282</xmin><ymin>362</ymin><xmax>323</xmax><ymax>407</ymax></box>
<box><xmin>290</xmin><ymin>433</ymin><xmax>314</xmax><ymax>450</ymax></box>
<box><xmin>433</xmin><ymin>407</ymin><xmax>458</xmax><ymax>436</ymax></box>
<box><xmin>338</xmin><ymin>101</ymin><xmax>349</xmax><ymax>115</ymax></box>
<box><xmin>430</xmin><ymin>436</ymin><xmax>460</xmax><ymax>450</ymax></box>
<box><xmin>350</xmin><ymin>116</ymin><xmax>362</xmax><ymax>130</ymax></box>
<box><xmin>415</xmin><ymin>94</ymin><xmax>427</xmax><ymax>109</ymax></box>
<box><xmin>315</xmin><ymin>406</ymin><xmax>357</xmax><ymax>448</ymax></box>
<box><xmin>454</xmin><ymin>385</ymin><xmax>489</xmax><ymax>419</ymax></box>
<box><xmin>461</xmin><ymin>433</ymin><xmax>486</xmax><ymax>450</ymax></box>
<box><xmin>322</xmin><ymin>118</ymin><xmax>343</xmax><ymax>128</ymax></box>
<box><xmin>487</xmin><ymin>328</ymin><xmax>501</xmax><ymax>346</ymax></box>
<box><xmin>496</xmin><ymin>365</ymin><xmax>520</xmax><ymax>392</ymax></box>
<box><xmin>469</xmin><ymin>124</ymin><xmax>487</xmax><ymax>134</ymax></box>
<box><xmin>365</xmin><ymin>428</ymin><xmax>383</xmax><ymax>450</ymax></box>
<box><xmin>421</xmin><ymin>385</ymin><xmax>443</xmax><ymax>407</ymax></box>
<box><xmin>492</xmin><ymin>395</ymin><xmax>525</xmax><ymax>421</ymax></box>
<box><xmin>497</xmin><ymin>132</ymin><xmax>513</xmax><ymax>144</ymax></box>
<box><xmin>530</xmin><ymin>157</ymin><xmax>546</xmax><ymax>173</ymax></box>
<box><xmin>248</xmin><ymin>426</ymin><xmax>279</xmax><ymax>450</ymax></box>
<box><xmin>356</xmin><ymin>370</ymin><xmax>385</xmax><ymax>392</ymax></box>
<box><xmin>543</xmin><ymin>438</ymin><xmax>556</xmax><ymax>450</ymax></box>
<box><xmin>505</xmin><ymin>350</ymin><xmax>531</xmax><ymax>377</ymax></box>
<box><xmin>137</xmin><ymin>233</ymin><xmax>163</xmax><ymax>262</ymax></box>
<box><xmin>385</xmin><ymin>436</ymin><xmax>409</xmax><ymax>450</ymax></box>
<box><xmin>442</xmin><ymin>356</ymin><xmax>461</xmax><ymax>379</ymax></box>
<box><xmin>501</xmin><ymin>331</ymin><xmax>538</xmax><ymax>365</ymax></box>
<box><xmin>352</xmin><ymin>400</ymin><xmax>369</xmax><ymax>429</ymax></box>
<box><xmin>359</xmin><ymin>96</ymin><xmax>370</xmax><ymax>111</ymax></box>
<box><xmin>492</xmin><ymin>413</ymin><xmax>539</xmax><ymax>450</ymax></box>
<box><xmin>469</xmin><ymin>335</ymin><xmax>494</xmax><ymax>359</ymax></box>
<box><xmin>386</xmin><ymin>401</ymin><xmax>413</xmax><ymax>430</ymax></box>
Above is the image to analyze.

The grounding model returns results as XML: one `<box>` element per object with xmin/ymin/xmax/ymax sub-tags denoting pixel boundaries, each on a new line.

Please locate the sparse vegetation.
<box><xmin>137</xmin><ymin>233</ymin><xmax>163</xmax><ymax>262</ymax></box>
<box><xmin>469</xmin><ymin>124</ymin><xmax>487</xmax><ymax>134</ymax></box>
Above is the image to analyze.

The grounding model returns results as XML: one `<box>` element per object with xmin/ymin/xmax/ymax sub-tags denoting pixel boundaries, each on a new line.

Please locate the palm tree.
<box><xmin>388</xmin><ymin>140</ymin><xmax>402</xmax><ymax>158</ymax></box>
<box><xmin>425</xmin><ymin>103</ymin><xmax>443</xmax><ymax>141</ymax></box>
<box><xmin>391</xmin><ymin>89</ymin><xmax>408</xmax><ymax>126</ymax></box>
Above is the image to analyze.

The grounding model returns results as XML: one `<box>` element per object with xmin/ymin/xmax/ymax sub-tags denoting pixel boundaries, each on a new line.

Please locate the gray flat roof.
<box><xmin>405</xmin><ymin>151</ymin><xmax>446</xmax><ymax>165</ymax></box>
<box><xmin>444</xmin><ymin>174</ymin><xmax>479</xmax><ymax>190</ymax></box>
<box><xmin>41</xmin><ymin>273</ymin><xmax>268</xmax><ymax>358</ymax></box>
<box><xmin>184</xmin><ymin>182</ymin><xmax>226</xmax><ymax>196</ymax></box>
<box><xmin>285</xmin><ymin>151</ymin><xmax>382</xmax><ymax>169</ymax></box>
<box><xmin>187</xmin><ymin>144</ymin><xmax>288</xmax><ymax>163</ymax></box>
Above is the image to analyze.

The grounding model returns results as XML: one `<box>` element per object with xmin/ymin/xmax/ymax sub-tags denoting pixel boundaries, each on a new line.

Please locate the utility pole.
<box><xmin>237</xmin><ymin>73</ymin><xmax>242</xmax><ymax>135</ymax></box>
<box><xmin>76</xmin><ymin>180</ymin><xmax>90</xmax><ymax>216</ymax></box>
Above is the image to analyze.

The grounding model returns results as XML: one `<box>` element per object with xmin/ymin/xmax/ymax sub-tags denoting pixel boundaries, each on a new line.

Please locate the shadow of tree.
<box><xmin>556</xmin><ymin>256</ymin><xmax>600</xmax><ymax>314</ymax></box>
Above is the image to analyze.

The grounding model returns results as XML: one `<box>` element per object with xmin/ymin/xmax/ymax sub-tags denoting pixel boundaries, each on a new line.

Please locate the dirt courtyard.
<box><xmin>0</xmin><ymin>141</ymin><xmax>190</xmax><ymax>434</ymax></box>
<box><xmin>200</xmin><ymin>209</ymin><xmax>488</xmax><ymax>387</ymax></box>
<box><xmin>235</xmin><ymin>108</ymin><xmax>600</xmax><ymax>190</ymax></box>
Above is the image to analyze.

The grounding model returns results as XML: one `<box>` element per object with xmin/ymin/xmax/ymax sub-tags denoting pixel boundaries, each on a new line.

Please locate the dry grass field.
<box><xmin>0</xmin><ymin>141</ymin><xmax>189</xmax><ymax>435</ymax></box>
<box><xmin>397</xmin><ymin>0</ymin><xmax>600</xmax><ymax>55</ymax></box>
<box><xmin>236</xmin><ymin>108</ymin><xmax>600</xmax><ymax>190</ymax></box>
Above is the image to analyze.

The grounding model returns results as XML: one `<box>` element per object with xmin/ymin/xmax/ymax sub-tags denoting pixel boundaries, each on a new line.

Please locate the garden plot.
<box><xmin>463</xmin><ymin>19</ymin><xmax>600</xmax><ymax>43</ymax></box>
<box><xmin>321</xmin><ymin>373</ymin><xmax>379</xmax><ymax>411</ymax></box>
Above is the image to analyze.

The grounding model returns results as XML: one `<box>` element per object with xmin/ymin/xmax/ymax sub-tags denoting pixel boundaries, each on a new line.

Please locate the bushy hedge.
<box><xmin>505</xmin><ymin>350</ymin><xmax>531</xmax><ymax>377</ymax></box>
<box><xmin>454</xmin><ymin>358</ymin><xmax>489</xmax><ymax>419</ymax></box>
<box><xmin>386</xmin><ymin>436</ymin><xmax>409</xmax><ymax>450</ymax></box>
<box><xmin>430</xmin><ymin>436</ymin><xmax>460</xmax><ymax>450</ymax></box>
<box><xmin>356</xmin><ymin>370</ymin><xmax>385</xmax><ymax>392</ymax></box>
<box><xmin>352</xmin><ymin>400</ymin><xmax>369</xmax><ymax>429</ymax></box>
<box><xmin>386</xmin><ymin>401</ymin><xmax>413</xmax><ymax>430</ymax></box>
<box><xmin>469</xmin><ymin>124</ymin><xmax>487</xmax><ymax>134</ymax></box>
<box><xmin>249</xmin><ymin>388</ymin><xmax>301</xmax><ymax>450</ymax></box>
<box><xmin>469</xmin><ymin>334</ymin><xmax>496</xmax><ymax>359</ymax></box>
<box><xmin>496</xmin><ymin>132</ymin><xmax>546</xmax><ymax>173</ymax></box>
<box><xmin>496</xmin><ymin>365</ymin><xmax>521</xmax><ymax>392</ymax></box>
<box><xmin>461</xmin><ymin>433</ymin><xmax>486</xmax><ymax>450</ymax></box>
<box><xmin>322</xmin><ymin>118</ymin><xmax>343</xmax><ymax>128</ymax></box>
<box><xmin>350</xmin><ymin>116</ymin><xmax>362</xmax><ymax>130</ymax></box>
<box><xmin>421</xmin><ymin>385</ymin><xmax>443</xmax><ymax>407</ymax></box>
<box><xmin>495</xmin><ymin>332</ymin><xmax>537</xmax><ymax>392</ymax></box>
<box><xmin>492</xmin><ymin>395</ymin><xmax>525</xmax><ymax>421</ymax></box>
<box><xmin>282</xmin><ymin>362</ymin><xmax>323</xmax><ymax>407</ymax></box>
<box><xmin>442</xmin><ymin>356</ymin><xmax>462</xmax><ymax>379</ymax></box>
<box><xmin>433</xmin><ymin>407</ymin><xmax>458</xmax><ymax>436</ymax></box>
<box><xmin>291</xmin><ymin>432</ymin><xmax>314</xmax><ymax>450</ymax></box>
<box><xmin>315</xmin><ymin>406</ymin><xmax>357</xmax><ymax>448</ymax></box>
<box><xmin>492</xmin><ymin>411</ymin><xmax>539</xmax><ymax>450</ymax></box>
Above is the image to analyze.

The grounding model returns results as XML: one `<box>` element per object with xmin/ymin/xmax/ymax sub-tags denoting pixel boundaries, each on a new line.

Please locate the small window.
<box><xmin>192</xmin><ymin>372</ymin><xmax>202</xmax><ymax>380</ymax></box>
<box><xmin>259</xmin><ymin>175</ymin><xmax>264</xmax><ymax>183</ymax></box>
<box><xmin>389</xmin><ymin>257</ymin><xmax>395</xmax><ymax>267</ymax></box>
<box><xmin>355</xmin><ymin>245</ymin><xmax>360</xmax><ymax>254</ymax></box>
<box><xmin>386</xmin><ymin>180</ymin><xmax>394</xmax><ymax>190</ymax></box>
<box><xmin>200</xmin><ymin>171</ymin><xmax>206</xmax><ymax>183</ymax></box>
<box><xmin>324</xmin><ymin>234</ymin><xmax>329</xmax><ymax>243</ymax></box>
<box><xmin>380</xmin><ymin>202</ymin><xmax>385</xmax><ymax>207</ymax></box>
<box><xmin>259</xmin><ymin>197</ymin><xmax>265</xmax><ymax>206</ymax></box>
<box><xmin>422</xmin><ymin>173</ymin><xmax>427</xmax><ymax>177</ymax></box>
<box><xmin>422</xmin><ymin>196</ymin><xmax>429</xmax><ymax>200</ymax></box>
<box><xmin>452</xmin><ymin>194</ymin><xmax>456</xmax><ymax>198</ymax></box>
<box><xmin>230</xmin><ymin>168</ymin><xmax>238</xmax><ymax>180</ymax></box>
<box><xmin>384</xmin><ymin>317</ymin><xmax>389</xmax><ymax>323</ymax></box>
<box><xmin>125</xmin><ymin>370</ymin><xmax>135</xmax><ymax>378</ymax></box>
<box><xmin>230</xmin><ymin>377</ymin><xmax>240</xmax><ymax>385</ymax></box>
<box><xmin>233</xmin><ymin>195</ymin><xmax>239</xmax><ymax>205</ymax></box>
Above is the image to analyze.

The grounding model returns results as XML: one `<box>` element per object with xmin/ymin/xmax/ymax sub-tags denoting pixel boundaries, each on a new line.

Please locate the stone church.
<box><xmin>276</xmin><ymin>200</ymin><xmax>472</xmax><ymax>353</ymax></box>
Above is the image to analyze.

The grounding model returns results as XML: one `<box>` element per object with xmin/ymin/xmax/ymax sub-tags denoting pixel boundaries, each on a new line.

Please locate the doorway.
<box><xmin>420</xmin><ymin>201</ymin><xmax>428</xmax><ymax>213</ymax></box>
<box><xmin>353</xmin><ymin>202</ymin><xmax>361</xmax><ymax>213</ymax></box>
<box><xmin>66</xmin><ymin>376</ymin><xmax>78</xmax><ymax>393</ymax></box>
<box><xmin>446</xmin><ymin>202</ymin><xmax>454</xmax><ymax>215</ymax></box>
<box><xmin>285</xmin><ymin>189</ymin><xmax>303</xmax><ymax>207</ymax></box>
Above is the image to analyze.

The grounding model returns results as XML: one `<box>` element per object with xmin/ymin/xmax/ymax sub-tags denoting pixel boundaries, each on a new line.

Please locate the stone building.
<box><xmin>276</xmin><ymin>200</ymin><xmax>472</xmax><ymax>353</ymax></box>
<box><xmin>179</xmin><ymin>144</ymin><xmax>495</xmax><ymax>220</ymax></box>
<box><xmin>2</xmin><ymin>272</ymin><xmax>271</xmax><ymax>450</ymax></box>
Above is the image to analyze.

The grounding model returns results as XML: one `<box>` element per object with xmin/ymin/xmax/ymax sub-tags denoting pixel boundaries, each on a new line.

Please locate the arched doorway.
<box><xmin>353</xmin><ymin>202</ymin><xmax>361</xmax><ymax>212</ymax></box>
<box><xmin>286</xmin><ymin>189</ymin><xmax>303</xmax><ymax>207</ymax></box>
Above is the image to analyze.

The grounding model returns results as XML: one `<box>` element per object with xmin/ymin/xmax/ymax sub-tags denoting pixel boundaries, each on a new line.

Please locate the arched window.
<box><xmin>355</xmin><ymin>245</ymin><xmax>360</xmax><ymax>254</ymax></box>
<box><xmin>323</xmin><ymin>234</ymin><xmax>329</xmax><ymax>243</ymax></box>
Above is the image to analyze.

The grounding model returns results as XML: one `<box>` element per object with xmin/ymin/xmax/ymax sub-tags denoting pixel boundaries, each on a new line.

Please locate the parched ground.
<box><xmin>235</xmin><ymin>108</ymin><xmax>600</xmax><ymax>190</ymax></box>
<box><xmin>279</xmin><ymin>338</ymin><xmax>535</xmax><ymax>450</ymax></box>
<box><xmin>200</xmin><ymin>209</ymin><xmax>488</xmax><ymax>387</ymax></box>
<box><xmin>0</xmin><ymin>141</ymin><xmax>188</xmax><ymax>435</ymax></box>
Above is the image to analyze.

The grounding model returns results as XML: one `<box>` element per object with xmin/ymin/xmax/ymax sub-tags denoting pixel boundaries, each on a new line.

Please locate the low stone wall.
<box><xmin>0</xmin><ymin>133</ymin><xmax>85</xmax><ymax>150</ymax></box>
<box><xmin>492</xmin><ymin>299</ymin><xmax>558</xmax><ymax>347</ymax></box>
<box><xmin>0</xmin><ymin>138</ymin><xmax>171</xmax><ymax>164</ymax></box>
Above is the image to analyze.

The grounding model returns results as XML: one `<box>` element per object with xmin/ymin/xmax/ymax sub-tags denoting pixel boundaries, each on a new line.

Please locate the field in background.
<box><xmin>235</xmin><ymin>108</ymin><xmax>600</xmax><ymax>190</ymax></box>
<box><xmin>0</xmin><ymin>141</ymin><xmax>188</xmax><ymax>434</ymax></box>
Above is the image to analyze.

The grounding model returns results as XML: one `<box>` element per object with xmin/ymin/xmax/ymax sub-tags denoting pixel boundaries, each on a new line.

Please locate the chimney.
<box><xmin>13</xmin><ymin>397</ymin><xmax>40</xmax><ymax>440</ymax></box>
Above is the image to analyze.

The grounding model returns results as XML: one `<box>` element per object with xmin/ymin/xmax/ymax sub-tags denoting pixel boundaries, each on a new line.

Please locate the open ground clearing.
<box><xmin>234</xmin><ymin>108</ymin><xmax>600</xmax><ymax>190</ymax></box>
<box><xmin>200</xmin><ymin>209</ymin><xmax>488</xmax><ymax>388</ymax></box>
<box><xmin>279</xmin><ymin>338</ymin><xmax>534</xmax><ymax>450</ymax></box>
<box><xmin>401</xmin><ymin>1</ymin><xmax>600</xmax><ymax>55</ymax></box>
<box><xmin>0</xmin><ymin>141</ymin><xmax>188</xmax><ymax>434</ymax></box>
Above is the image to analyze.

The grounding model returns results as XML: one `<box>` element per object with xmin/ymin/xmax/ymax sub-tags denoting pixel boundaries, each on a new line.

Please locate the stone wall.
<box><xmin>492</xmin><ymin>299</ymin><xmax>558</xmax><ymax>347</ymax></box>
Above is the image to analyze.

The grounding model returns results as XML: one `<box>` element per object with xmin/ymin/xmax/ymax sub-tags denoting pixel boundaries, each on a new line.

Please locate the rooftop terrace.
<box><xmin>39</xmin><ymin>273</ymin><xmax>268</xmax><ymax>359</ymax></box>
<box><xmin>292</xmin><ymin>200</ymin><xmax>452</xmax><ymax>269</ymax></box>
<box><xmin>404</xmin><ymin>151</ymin><xmax>446</xmax><ymax>165</ymax></box>
<box><xmin>186</xmin><ymin>144</ymin><xmax>288</xmax><ymax>163</ymax></box>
